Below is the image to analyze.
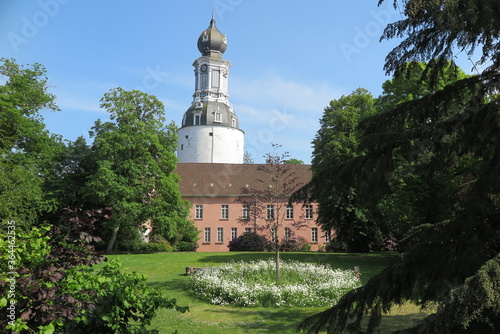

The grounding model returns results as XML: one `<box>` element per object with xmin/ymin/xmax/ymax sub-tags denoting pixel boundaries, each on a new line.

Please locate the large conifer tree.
<box><xmin>299</xmin><ymin>0</ymin><xmax>500</xmax><ymax>332</ymax></box>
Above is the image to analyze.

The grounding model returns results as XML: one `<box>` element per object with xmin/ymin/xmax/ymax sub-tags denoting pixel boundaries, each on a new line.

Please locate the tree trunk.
<box><xmin>106</xmin><ymin>225</ymin><xmax>120</xmax><ymax>253</ymax></box>
<box><xmin>275</xmin><ymin>240</ymin><xmax>280</xmax><ymax>282</ymax></box>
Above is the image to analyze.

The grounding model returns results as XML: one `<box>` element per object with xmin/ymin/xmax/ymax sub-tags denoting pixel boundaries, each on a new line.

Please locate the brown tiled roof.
<box><xmin>175</xmin><ymin>163</ymin><xmax>312</xmax><ymax>197</ymax></box>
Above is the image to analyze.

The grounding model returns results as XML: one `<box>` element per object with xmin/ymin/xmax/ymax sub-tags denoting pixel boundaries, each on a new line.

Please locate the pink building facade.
<box><xmin>176</xmin><ymin>163</ymin><xmax>330</xmax><ymax>252</ymax></box>
<box><xmin>174</xmin><ymin>20</ymin><xmax>330</xmax><ymax>252</ymax></box>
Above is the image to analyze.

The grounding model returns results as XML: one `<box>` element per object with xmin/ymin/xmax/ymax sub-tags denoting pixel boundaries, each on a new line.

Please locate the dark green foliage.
<box><xmin>294</xmin><ymin>88</ymin><xmax>379</xmax><ymax>252</ymax></box>
<box><xmin>297</xmin><ymin>65</ymin><xmax>469</xmax><ymax>253</ymax></box>
<box><xmin>228</xmin><ymin>232</ymin><xmax>268</xmax><ymax>251</ymax></box>
<box><xmin>325</xmin><ymin>239</ymin><xmax>348</xmax><ymax>253</ymax></box>
<box><xmin>49</xmin><ymin>136</ymin><xmax>98</xmax><ymax>211</ymax></box>
<box><xmin>0</xmin><ymin>208</ymin><xmax>186</xmax><ymax>333</ymax></box>
<box><xmin>135</xmin><ymin>243</ymin><xmax>174</xmax><ymax>253</ymax></box>
<box><xmin>175</xmin><ymin>240</ymin><xmax>199</xmax><ymax>252</ymax></box>
<box><xmin>298</xmin><ymin>1</ymin><xmax>500</xmax><ymax>333</ymax></box>
<box><xmin>380</xmin><ymin>0</ymin><xmax>500</xmax><ymax>80</ymax></box>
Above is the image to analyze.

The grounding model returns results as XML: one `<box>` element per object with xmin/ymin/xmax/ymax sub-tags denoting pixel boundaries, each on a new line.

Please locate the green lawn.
<box><xmin>107</xmin><ymin>252</ymin><xmax>429</xmax><ymax>333</ymax></box>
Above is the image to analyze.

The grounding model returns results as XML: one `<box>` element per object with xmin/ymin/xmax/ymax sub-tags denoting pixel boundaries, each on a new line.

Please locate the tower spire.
<box><xmin>212</xmin><ymin>2</ymin><xmax>215</xmax><ymax>21</ymax></box>
<box><xmin>177</xmin><ymin>17</ymin><xmax>244</xmax><ymax>164</ymax></box>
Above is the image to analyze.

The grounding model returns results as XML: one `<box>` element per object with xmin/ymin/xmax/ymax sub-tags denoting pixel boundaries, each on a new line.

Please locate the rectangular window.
<box><xmin>231</xmin><ymin>227</ymin><xmax>237</xmax><ymax>240</ymax></box>
<box><xmin>325</xmin><ymin>230</ymin><xmax>331</xmax><ymax>242</ymax></box>
<box><xmin>232</xmin><ymin>118</ymin><xmax>236</xmax><ymax>127</ymax></box>
<box><xmin>267</xmin><ymin>204</ymin><xmax>274</xmax><ymax>220</ymax></box>
<box><xmin>284</xmin><ymin>227</ymin><xmax>291</xmax><ymax>239</ymax></box>
<box><xmin>286</xmin><ymin>205</ymin><xmax>294</xmax><ymax>219</ymax></box>
<box><xmin>311</xmin><ymin>227</ymin><xmax>318</xmax><ymax>243</ymax></box>
<box><xmin>204</xmin><ymin>227</ymin><xmax>211</xmax><ymax>243</ymax></box>
<box><xmin>211</xmin><ymin>70</ymin><xmax>220</xmax><ymax>88</ymax></box>
<box><xmin>245</xmin><ymin>227</ymin><xmax>252</xmax><ymax>233</ymax></box>
<box><xmin>195</xmin><ymin>205</ymin><xmax>203</xmax><ymax>219</ymax></box>
<box><xmin>217</xmin><ymin>227</ymin><xmax>224</xmax><ymax>243</ymax></box>
<box><xmin>200</xmin><ymin>73</ymin><xmax>208</xmax><ymax>89</ymax></box>
<box><xmin>305</xmin><ymin>204</ymin><xmax>313</xmax><ymax>219</ymax></box>
<box><xmin>221</xmin><ymin>205</ymin><xmax>229</xmax><ymax>219</ymax></box>
<box><xmin>242</xmin><ymin>205</ymin><xmax>250</xmax><ymax>219</ymax></box>
<box><xmin>214</xmin><ymin>112</ymin><xmax>222</xmax><ymax>122</ymax></box>
<box><xmin>194</xmin><ymin>114</ymin><xmax>201</xmax><ymax>125</ymax></box>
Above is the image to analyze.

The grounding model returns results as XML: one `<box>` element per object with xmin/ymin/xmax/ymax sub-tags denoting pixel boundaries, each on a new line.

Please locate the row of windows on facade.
<box><xmin>186</xmin><ymin>113</ymin><xmax>237</xmax><ymax>126</ymax></box>
<box><xmin>195</xmin><ymin>204</ymin><xmax>314</xmax><ymax>220</ymax></box>
<box><xmin>203</xmin><ymin>226</ymin><xmax>330</xmax><ymax>244</ymax></box>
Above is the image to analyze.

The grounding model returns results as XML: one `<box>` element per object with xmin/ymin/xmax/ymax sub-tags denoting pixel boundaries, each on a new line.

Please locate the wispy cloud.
<box><xmin>231</xmin><ymin>73</ymin><xmax>343</xmax><ymax>112</ymax></box>
<box><xmin>227</xmin><ymin>73</ymin><xmax>339</xmax><ymax>162</ymax></box>
<box><xmin>56</xmin><ymin>95</ymin><xmax>103</xmax><ymax>114</ymax></box>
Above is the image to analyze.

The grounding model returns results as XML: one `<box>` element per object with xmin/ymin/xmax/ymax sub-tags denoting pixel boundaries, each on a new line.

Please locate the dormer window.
<box><xmin>232</xmin><ymin>117</ymin><xmax>236</xmax><ymax>127</ymax></box>
<box><xmin>194</xmin><ymin>114</ymin><xmax>201</xmax><ymax>125</ymax></box>
<box><xmin>214</xmin><ymin>112</ymin><xmax>222</xmax><ymax>122</ymax></box>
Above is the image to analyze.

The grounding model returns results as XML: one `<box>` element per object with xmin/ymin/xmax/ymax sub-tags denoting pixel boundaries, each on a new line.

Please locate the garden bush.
<box><xmin>135</xmin><ymin>242</ymin><xmax>174</xmax><ymax>253</ymax></box>
<box><xmin>175</xmin><ymin>240</ymin><xmax>199</xmax><ymax>252</ymax></box>
<box><xmin>326</xmin><ymin>239</ymin><xmax>349</xmax><ymax>252</ymax></box>
<box><xmin>0</xmin><ymin>208</ymin><xmax>186</xmax><ymax>333</ymax></box>
<box><xmin>228</xmin><ymin>232</ymin><xmax>268</xmax><ymax>251</ymax></box>
<box><xmin>190</xmin><ymin>259</ymin><xmax>361</xmax><ymax>307</ymax></box>
<box><xmin>279</xmin><ymin>237</ymin><xmax>311</xmax><ymax>252</ymax></box>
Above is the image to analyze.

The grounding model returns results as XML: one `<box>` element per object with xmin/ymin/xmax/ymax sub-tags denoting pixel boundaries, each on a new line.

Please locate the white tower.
<box><xmin>177</xmin><ymin>18</ymin><xmax>244</xmax><ymax>164</ymax></box>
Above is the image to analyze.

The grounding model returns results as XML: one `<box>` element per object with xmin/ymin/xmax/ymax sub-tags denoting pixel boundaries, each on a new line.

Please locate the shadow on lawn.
<box><xmin>147</xmin><ymin>276</ymin><xmax>189</xmax><ymax>292</ymax></box>
<box><xmin>377</xmin><ymin>312</ymin><xmax>431</xmax><ymax>332</ymax></box>
<box><xmin>204</xmin><ymin>307</ymin><xmax>319</xmax><ymax>333</ymax></box>
<box><xmin>198</xmin><ymin>252</ymin><xmax>394</xmax><ymax>264</ymax></box>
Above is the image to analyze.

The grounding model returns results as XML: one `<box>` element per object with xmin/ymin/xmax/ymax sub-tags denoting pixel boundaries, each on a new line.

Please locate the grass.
<box><xmin>106</xmin><ymin>252</ymin><xmax>430</xmax><ymax>333</ymax></box>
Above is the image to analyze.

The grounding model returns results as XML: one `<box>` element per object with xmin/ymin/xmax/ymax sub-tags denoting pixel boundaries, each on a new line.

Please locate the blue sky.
<box><xmin>0</xmin><ymin>0</ymin><xmax>478</xmax><ymax>163</ymax></box>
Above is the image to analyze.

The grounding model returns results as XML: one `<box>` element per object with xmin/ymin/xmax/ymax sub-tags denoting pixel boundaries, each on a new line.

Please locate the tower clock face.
<box><xmin>201</xmin><ymin>64</ymin><xmax>208</xmax><ymax>72</ymax></box>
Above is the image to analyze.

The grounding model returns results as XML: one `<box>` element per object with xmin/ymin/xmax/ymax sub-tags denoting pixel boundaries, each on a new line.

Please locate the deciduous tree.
<box><xmin>0</xmin><ymin>58</ymin><xmax>64</xmax><ymax>227</ymax></box>
<box><xmin>88</xmin><ymin>87</ymin><xmax>197</xmax><ymax>252</ymax></box>
<box><xmin>237</xmin><ymin>145</ymin><xmax>307</xmax><ymax>281</ymax></box>
<box><xmin>295</xmin><ymin>88</ymin><xmax>378</xmax><ymax>252</ymax></box>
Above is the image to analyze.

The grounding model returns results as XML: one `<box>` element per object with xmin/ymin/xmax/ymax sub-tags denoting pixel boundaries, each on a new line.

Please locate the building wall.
<box><xmin>185</xmin><ymin>195</ymin><xmax>329</xmax><ymax>252</ymax></box>
<box><xmin>178</xmin><ymin>126</ymin><xmax>244</xmax><ymax>164</ymax></box>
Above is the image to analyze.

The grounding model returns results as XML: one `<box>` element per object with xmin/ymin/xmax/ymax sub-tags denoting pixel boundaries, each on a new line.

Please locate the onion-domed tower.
<box><xmin>177</xmin><ymin>17</ymin><xmax>244</xmax><ymax>163</ymax></box>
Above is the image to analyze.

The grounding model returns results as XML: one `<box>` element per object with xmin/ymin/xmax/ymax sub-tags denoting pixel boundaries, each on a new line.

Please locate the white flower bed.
<box><xmin>190</xmin><ymin>259</ymin><xmax>361</xmax><ymax>307</ymax></box>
